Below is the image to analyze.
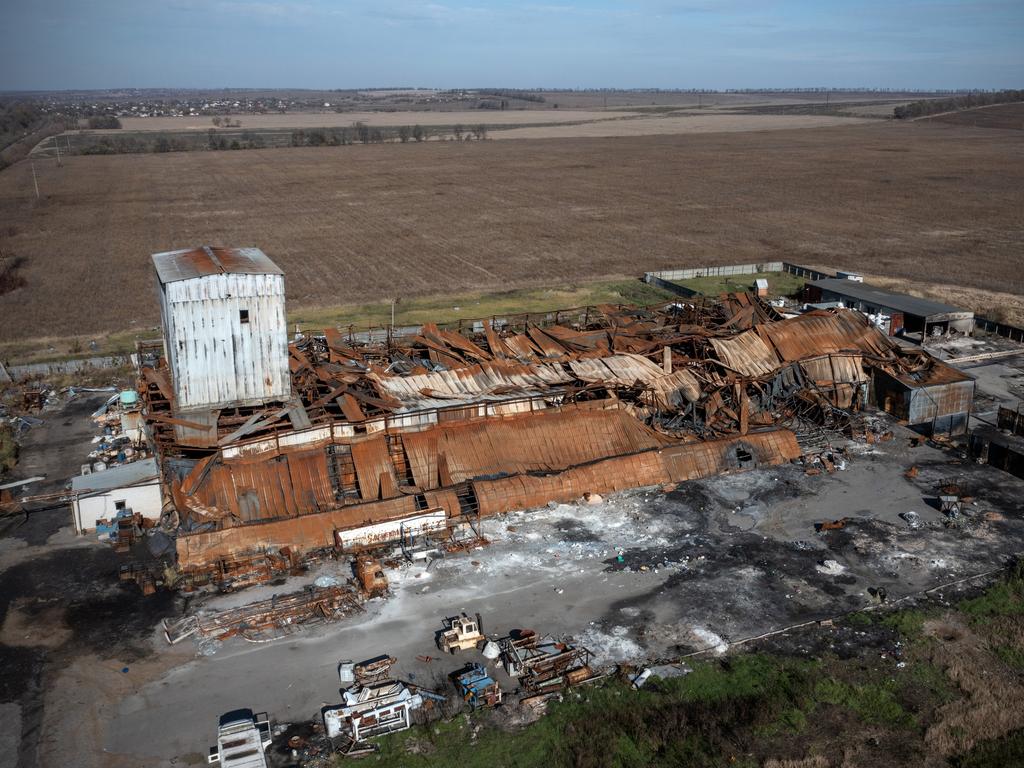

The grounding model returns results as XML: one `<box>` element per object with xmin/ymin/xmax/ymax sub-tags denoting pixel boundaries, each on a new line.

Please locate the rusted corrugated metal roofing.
<box><xmin>800</xmin><ymin>354</ymin><xmax>868</xmax><ymax>385</ymax></box>
<box><xmin>370</xmin><ymin>361</ymin><xmax>571</xmax><ymax>411</ymax></box>
<box><xmin>758</xmin><ymin>311</ymin><xmax>894</xmax><ymax>362</ymax></box>
<box><xmin>153</xmin><ymin>246</ymin><xmax>283</xmax><ymax>284</ymax></box>
<box><xmin>191</xmin><ymin>445</ymin><xmax>334</xmax><ymax>522</ymax></box>
<box><xmin>177</xmin><ymin>495</ymin><xmax>419</xmax><ymax>566</ymax></box>
<box><xmin>895</xmin><ymin>359</ymin><xmax>973</xmax><ymax>387</ymax></box>
<box><xmin>432</xmin><ymin>406</ymin><xmax>670</xmax><ymax>487</ymax></box>
<box><xmin>800</xmin><ymin>354</ymin><xmax>868</xmax><ymax>409</ymax></box>
<box><xmin>569</xmin><ymin>354</ymin><xmax>702</xmax><ymax>404</ymax></box>
<box><xmin>710</xmin><ymin>331</ymin><xmax>781</xmax><ymax>377</ymax></box>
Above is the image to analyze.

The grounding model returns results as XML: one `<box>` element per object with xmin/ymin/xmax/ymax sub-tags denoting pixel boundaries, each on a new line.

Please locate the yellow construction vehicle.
<box><xmin>438</xmin><ymin>612</ymin><xmax>484</xmax><ymax>654</ymax></box>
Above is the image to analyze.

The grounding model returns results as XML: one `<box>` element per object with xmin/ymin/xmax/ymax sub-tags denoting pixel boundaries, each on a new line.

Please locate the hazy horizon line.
<box><xmin>2</xmin><ymin>85</ymin><xmax>1012</xmax><ymax>96</ymax></box>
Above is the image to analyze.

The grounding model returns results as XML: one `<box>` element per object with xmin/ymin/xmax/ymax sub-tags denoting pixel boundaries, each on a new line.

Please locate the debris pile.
<box><xmin>85</xmin><ymin>390</ymin><xmax>151</xmax><ymax>473</ymax></box>
<box><xmin>162</xmin><ymin>584</ymin><xmax>363</xmax><ymax>645</ymax></box>
<box><xmin>500</xmin><ymin>630</ymin><xmax>604</xmax><ymax>706</ymax></box>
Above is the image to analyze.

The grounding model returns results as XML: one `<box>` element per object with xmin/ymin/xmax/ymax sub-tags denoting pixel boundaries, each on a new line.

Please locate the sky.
<box><xmin>0</xmin><ymin>0</ymin><xmax>1021</xmax><ymax>91</ymax></box>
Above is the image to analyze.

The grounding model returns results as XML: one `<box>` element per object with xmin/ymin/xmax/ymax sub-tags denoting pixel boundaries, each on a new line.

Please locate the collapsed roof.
<box><xmin>137</xmin><ymin>295</ymin><xmax>973</xmax><ymax>576</ymax></box>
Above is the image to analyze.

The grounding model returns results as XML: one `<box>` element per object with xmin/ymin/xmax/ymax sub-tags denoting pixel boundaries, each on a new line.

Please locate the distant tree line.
<box><xmin>208</xmin><ymin>130</ymin><xmax>265</xmax><ymax>150</ymax></box>
<box><xmin>0</xmin><ymin>101</ymin><xmax>69</xmax><ymax>170</ymax></box>
<box><xmin>894</xmin><ymin>89</ymin><xmax>1024</xmax><ymax>119</ymax></box>
<box><xmin>72</xmin><ymin>122</ymin><xmax>490</xmax><ymax>156</ymax></box>
<box><xmin>80</xmin><ymin>136</ymin><xmax>152</xmax><ymax>154</ymax></box>
<box><xmin>475</xmin><ymin>89</ymin><xmax>546</xmax><ymax>103</ymax></box>
<box><xmin>0</xmin><ymin>101</ymin><xmax>45</xmax><ymax>152</ymax></box>
<box><xmin>287</xmin><ymin>123</ymin><xmax>490</xmax><ymax>147</ymax></box>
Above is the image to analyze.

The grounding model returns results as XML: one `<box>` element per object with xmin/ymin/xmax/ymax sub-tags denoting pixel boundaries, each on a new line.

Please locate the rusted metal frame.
<box><xmin>193</xmin><ymin>585</ymin><xmax>364</xmax><ymax>640</ymax></box>
<box><xmin>215</xmin><ymin>409</ymin><xmax>272</xmax><ymax>446</ymax></box>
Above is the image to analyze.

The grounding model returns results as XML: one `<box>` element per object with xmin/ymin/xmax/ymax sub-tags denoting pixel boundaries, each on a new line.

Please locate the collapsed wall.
<box><xmin>174</xmin><ymin>406</ymin><xmax>800</xmax><ymax>569</ymax></box>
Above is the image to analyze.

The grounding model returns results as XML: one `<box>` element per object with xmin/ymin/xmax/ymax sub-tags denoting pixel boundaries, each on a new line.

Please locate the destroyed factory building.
<box><xmin>128</xmin><ymin>247</ymin><xmax>975</xmax><ymax>588</ymax></box>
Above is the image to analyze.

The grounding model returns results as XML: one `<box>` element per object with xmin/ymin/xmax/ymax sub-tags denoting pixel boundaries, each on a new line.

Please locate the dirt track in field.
<box><xmin>1</xmin><ymin>120</ymin><xmax>1022</xmax><ymax>342</ymax></box>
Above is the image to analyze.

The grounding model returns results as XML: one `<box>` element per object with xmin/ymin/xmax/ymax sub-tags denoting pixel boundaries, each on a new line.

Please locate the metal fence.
<box><xmin>645</xmin><ymin>262</ymin><xmax>785</xmax><ymax>281</ymax></box>
<box><xmin>644</xmin><ymin>261</ymin><xmax>836</xmax><ymax>297</ymax></box>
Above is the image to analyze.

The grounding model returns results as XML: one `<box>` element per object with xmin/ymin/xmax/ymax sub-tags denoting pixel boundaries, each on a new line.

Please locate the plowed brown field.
<box><xmin>1</xmin><ymin>120</ymin><xmax>1022</xmax><ymax>342</ymax></box>
<box><xmin>927</xmin><ymin>102</ymin><xmax>1024</xmax><ymax>131</ymax></box>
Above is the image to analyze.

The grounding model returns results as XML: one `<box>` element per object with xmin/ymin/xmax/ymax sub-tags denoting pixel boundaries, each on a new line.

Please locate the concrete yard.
<box><xmin>99</xmin><ymin>421</ymin><xmax>1024</xmax><ymax>765</ymax></box>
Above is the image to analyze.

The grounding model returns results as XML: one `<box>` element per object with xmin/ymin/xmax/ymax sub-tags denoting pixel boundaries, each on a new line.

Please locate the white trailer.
<box><xmin>207</xmin><ymin>710</ymin><xmax>271</xmax><ymax>768</ymax></box>
<box><xmin>323</xmin><ymin>682</ymin><xmax>422</xmax><ymax>741</ymax></box>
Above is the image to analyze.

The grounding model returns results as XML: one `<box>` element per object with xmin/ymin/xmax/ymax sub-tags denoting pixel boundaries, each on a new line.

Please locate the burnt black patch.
<box><xmin>63</xmin><ymin>590</ymin><xmax>176</xmax><ymax>662</ymax></box>
<box><xmin>554</xmin><ymin>518</ymin><xmax>601</xmax><ymax>543</ymax></box>
<box><xmin>0</xmin><ymin>547</ymin><xmax>178</xmax><ymax>671</ymax></box>
<box><xmin>0</xmin><ymin>645</ymin><xmax>44</xmax><ymax>703</ymax></box>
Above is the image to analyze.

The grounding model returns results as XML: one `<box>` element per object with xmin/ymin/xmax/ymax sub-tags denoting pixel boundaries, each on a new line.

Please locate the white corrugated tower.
<box><xmin>152</xmin><ymin>246</ymin><xmax>290</xmax><ymax>411</ymax></box>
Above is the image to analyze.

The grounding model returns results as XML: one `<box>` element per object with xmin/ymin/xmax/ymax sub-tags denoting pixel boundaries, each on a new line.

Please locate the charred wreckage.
<box><xmin>107</xmin><ymin>246</ymin><xmax>973</xmax><ymax>596</ymax></box>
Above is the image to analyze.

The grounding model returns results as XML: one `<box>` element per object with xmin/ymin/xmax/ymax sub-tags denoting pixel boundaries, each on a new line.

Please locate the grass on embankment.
<box><xmin>288</xmin><ymin>278</ymin><xmax>673</xmax><ymax>333</ymax></box>
<box><xmin>673</xmin><ymin>271</ymin><xmax>806</xmax><ymax>298</ymax></box>
<box><xmin>0</xmin><ymin>278</ymin><xmax>674</xmax><ymax>366</ymax></box>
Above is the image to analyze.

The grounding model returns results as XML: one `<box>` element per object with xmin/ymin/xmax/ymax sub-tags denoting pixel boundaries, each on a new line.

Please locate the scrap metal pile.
<box><xmin>162</xmin><ymin>583</ymin><xmax>363</xmax><ymax>645</ymax></box>
<box><xmin>137</xmin><ymin>295</ymin><xmax>971</xmax><ymax>585</ymax></box>
<box><xmin>500</xmin><ymin>631</ymin><xmax>603</xmax><ymax>706</ymax></box>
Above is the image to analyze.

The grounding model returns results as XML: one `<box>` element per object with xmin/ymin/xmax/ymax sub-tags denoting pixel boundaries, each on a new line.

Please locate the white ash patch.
<box><xmin>689</xmin><ymin>627</ymin><xmax>729</xmax><ymax>655</ymax></box>
<box><xmin>577</xmin><ymin>624</ymin><xmax>644</xmax><ymax>664</ymax></box>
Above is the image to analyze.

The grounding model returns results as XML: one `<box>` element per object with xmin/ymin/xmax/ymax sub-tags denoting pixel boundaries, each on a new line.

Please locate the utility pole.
<box><xmin>30</xmin><ymin>160</ymin><xmax>39</xmax><ymax>198</ymax></box>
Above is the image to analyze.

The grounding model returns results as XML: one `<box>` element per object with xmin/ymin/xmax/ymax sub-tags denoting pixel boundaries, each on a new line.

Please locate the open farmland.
<box><xmin>1</xmin><ymin>120</ymin><xmax>1023</xmax><ymax>346</ymax></box>
<box><xmin>52</xmin><ymin>111</ymin><xmax>880</xmax><ymax>156</ymax></box>
<box><xmin>490</xmin><ymin>112</ymin><xmax>873</xmax><ymax>139</ymax></box>
<box><xmin>110</xmin><ymin>109</ymin><xmax>639</xmax><ymax>131</ymax></box>
<box><xmin>926</xmin><ymin>102</ymin><xmax>1024</xmax><ymax>131</ymax></box>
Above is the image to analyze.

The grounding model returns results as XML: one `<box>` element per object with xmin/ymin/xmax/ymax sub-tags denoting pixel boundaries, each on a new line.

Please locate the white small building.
<box><xmin>152</xmin><ymin>246</ymin><xmax>290</xmax><ymax>412</ymax></box>
<box><xmin>70</xmin><ymin>457</ymin><xmax>162</xmax><ymax>534</ymax></box>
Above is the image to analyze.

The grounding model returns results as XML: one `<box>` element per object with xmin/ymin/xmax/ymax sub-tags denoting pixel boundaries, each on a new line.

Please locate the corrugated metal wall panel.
<box><xmin>474</xmin><ymin>431</ymin><xmax>799</xmax><ymax>517</ymax></box>
<box><xmin>433</xmin><ymin>407</ymin><xmax>668</xmax><ymax>484</ymax></box>
<box><xmin>287</xmin><ymin>449</ymin><xmax>333</xmax><ymax>513</ymax></box>
<box><xmin>162</xmin><ymin>273</ymin><xmax>289</xmax><ymax>410</ymax></box>
<box><xmin>351</xmin><ymin>436</ymin><xmax>399</xmax><ymax>500</ymax></box>
<box><xmin>908</xmin><ymin>380</ymin><xmax>975</xmax><ymax>423</ymax></box>
<box><xmin>176</xmin><ymin>495</ymin><xmax>419</xmax><ymax>565</ymax></box>
<box><xmin>402</xmin><ymin>430</ymin><xmax>439</xmax><ymax>490</ymax></box>
<box><xmin>177</xmin><ymin>429</ymin><xmax>801</xmax><ymax>568</ymax></box>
